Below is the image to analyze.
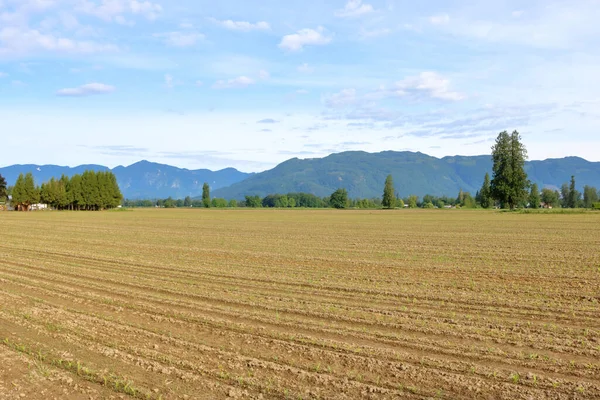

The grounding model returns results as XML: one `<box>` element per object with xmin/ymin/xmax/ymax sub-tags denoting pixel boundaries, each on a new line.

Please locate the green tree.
<box><xmin>106</xmin><ymin>171</ymin><xmax>123</xmax><ymax>208</ymax></box>
<box><xmin>560</xmin><ymin>183</ymin><xmax>569</xmax><ymax>208</ymax></box>
<box><xmin>408</xmin><ymin>195</ymin><xmax>418</xmax><ymax>208</ymax></box>
<box><xmin>382</xmin><ymin>175</ymin><xmax>396</xmax><ymax>209</ymax></box>
<box><xmin>81</xmin><ymin>170</ymin><xmax>99</xmax><ymax>210</ymax></box>
<box><xmin>456</xmin><ymin>190</ymin><xmax>476</xmax><ymax>208</ymax></box>
<box><xmin>396</xmin><ymin>198</ymin><xmax>405</xmax><ymax>208</ymax></box>
<box><xmin>11</xmin><ymin>174</ymin><xmax>26</xmax><ymax>210</ymax></box>
<box><xmin>490</xmin><ymin>130</ymin><xmax>530</xmax><ymax>209</ymax></box>
<box><xmin>0</xmin><ymin>174</ymin><xmax>7</xmax><ymax>201</ymax></box>
<box><xmin>583</xmin><ymin>185</ymin><xmax>599</xmax><ymax>208</ymax></box>
<box><xmin>529</xmin><ymin>183</ymin><xmax>541</xmax><ymax>209</ymax></box>
<box><xmin>202</xmin><ymin>183</ymin><xmax>211</xmax><ymax>208</ymax></box>
<box><xmin>540</xmin><ymin>188</ymin><xmax>560</xmax><ymax>208</ymax></box>
<box><xmin>57</xmin><ymin>175</ymin><xmax>70</xmax><ymax>209</ymax></box>
<box><xmin>12</xmin><ymin>173</ymin><xmax>39</xmax><ymax>211</ymax></box>
<box><xmin>211</xmin><ymin>198</ymin><xmax>227</xmax><ymax>208</ymax></box>
<box><xmin>463</xmin><ymin>193</ymin><xmax>477</xmax><ymax>208</ymax></box>
<box><xmin>288</xmin><ymin>197</ymin><xmax>296</xmax><ymax>208</ymax></box>
<box><xmin>478</xmin><ymin>172</ymin><xmax>492</xmax><ymax>208</ymax></box>
<box><xmin>456</xmin><ymin>189</ymin><xmax>465</xmax><ymax>206</ymax></box>
<box><xmin>184</xmin><ymin>196</ymin><xmax>192</xmax><ymax>207</ymax></box>
<box><xmin>69</xmin><ymin>174</ymin><xmax>84</xmax><ymax>210</ymax></box>
<box><xmin>330</xmin><ymin>188</ymin><xmax>348</xmax><ymax>209</ymax></box>
<box><xmin>163</xmin><ymin>197</ymin><xmax>176</xmax><ymax>208</ymax></box>
<box><xmin>568</xmin><ymin>175</ymin><xmax>579</xmax><ymax>208</ymax></box>
<box><xmin>228</xmin><ymin>199</ymin><xmax>238</xmax><ymax>208</ymax></box>
<box><xmin>245</xmin><ymin>195</ymin><xmax>262</xmax><ymax>208</ymax></box>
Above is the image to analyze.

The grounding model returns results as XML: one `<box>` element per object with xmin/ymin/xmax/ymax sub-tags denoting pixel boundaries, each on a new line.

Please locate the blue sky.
<box><xmin>1</xmin><ymin>0</ymin><xmax>599</xmax><ymax>172</ymax></box>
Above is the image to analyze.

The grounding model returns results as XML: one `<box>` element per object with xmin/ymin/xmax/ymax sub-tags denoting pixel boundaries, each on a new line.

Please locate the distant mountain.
<box><xmin>3</xmin><ymin>152</ymin><xmax>599</xmax><ymax>201</ymax></box>
<box><xmin>0</xmin><ymin>160</ymin><xmax>251</xmax><ymax>199</ymax></box>
<box><xmin>213</xmin><ymin>151</ymin><xmax>600</xmax><ymax>199</ymax></box>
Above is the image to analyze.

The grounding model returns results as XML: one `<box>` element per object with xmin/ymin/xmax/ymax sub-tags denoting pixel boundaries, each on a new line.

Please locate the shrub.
<box><xmin>592</xmin><ymin>202</ymin><xmax>600</xmax><ymax>210</ymax></box>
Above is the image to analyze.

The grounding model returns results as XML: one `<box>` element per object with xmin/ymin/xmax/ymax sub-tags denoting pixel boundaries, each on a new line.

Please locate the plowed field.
<box><xmin>1</xmin><ymin>209</ymin><xmax>599</xmax><ymax>399</ymax></box>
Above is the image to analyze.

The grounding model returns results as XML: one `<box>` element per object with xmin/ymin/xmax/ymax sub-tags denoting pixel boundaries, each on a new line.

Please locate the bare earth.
<box><xmin>0</xmin><ymin>209</ymin><xmax>599</xmax><ymax>399</ymax></box>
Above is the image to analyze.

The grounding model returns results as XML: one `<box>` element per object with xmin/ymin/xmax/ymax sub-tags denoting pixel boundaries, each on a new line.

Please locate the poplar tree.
<box><xmin>529</xmin><ymin>183</ymin><xmax>541</xmax><ymax>209</ymax></box>
<box><xmin>382</xmin><ymin>175</ymin><xmax>396</xmax><ymax>209</ymax></box>
<box><xmin>568</xmin><ymin>175</ymin><xmax>579</xmax><ymax>208</ymax></box>
<box><xmin>583</xmin><ymin>185</ymin><xmax>599</xmax><ymax>208</ymax></box>
<box><xmin>202</xmin><ymin>183</ymin><xmax>211</xmax><ymax>208</ymax></box>
<box><xmin>12</xmin><ymin>173</ymin><xmax>39</xmax><ymax>211</ymax></box>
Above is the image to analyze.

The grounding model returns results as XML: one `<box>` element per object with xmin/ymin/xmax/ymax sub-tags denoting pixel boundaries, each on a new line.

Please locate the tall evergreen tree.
<box><xmin>490</xmin><ymin>130</ymin><xmax>530</xmax><ymax>209</ymax></box>
<box><xmin>202</xmin><ymin>183</ymin><xmax>211</xmax><ymax>208</ymax></box>
<box><xmin>568</xmin><ymin>175</ymin><xmax>578</xmax><ymax>208</ymax></box>
<box><xmin>529</xmin><ymin>183</ymin><xmax>541</xmax><ymax>209</ymax></box>
<box><xmin>479</xmin><ymin>173</ymin><xmax>492</xmax><ymax>208</ymax></box>
<box><xmin>382</xmin><ymin>175</ymin><xmax>396</xmax><ymax>209</ymax></box>
<box><xmin>0</xmin><ymin>173</ymin><xmax>7</xmax><ymax>201</ymax></box>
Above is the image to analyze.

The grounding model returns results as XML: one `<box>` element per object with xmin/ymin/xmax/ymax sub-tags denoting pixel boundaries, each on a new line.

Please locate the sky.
<box><xmin>1</xmin><ymin>0</ymin><xmax>600</xmax><ymax>172</ymax></box>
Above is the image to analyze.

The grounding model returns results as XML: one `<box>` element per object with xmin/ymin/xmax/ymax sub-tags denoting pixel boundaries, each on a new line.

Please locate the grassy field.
<box><xmin>1</xmin><ymin>209</ymin><xmax>599</xmax><ymax>399</ymax></box>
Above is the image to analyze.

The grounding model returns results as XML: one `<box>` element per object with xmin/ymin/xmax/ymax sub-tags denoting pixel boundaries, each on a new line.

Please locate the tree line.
<box><xmin>241</xmin><ymin>130</ymin><xmax>600</xmax><ymax>211</ymax></box>
<box><xmin>5</xmin><ymin>131</ymin><xmax>599</xmax><ymax>212</ymax></box>
<box><xmin>3</xmin><ymin>171</ymin><xmax>122</xmax><ymax>211</ymax></box>
<box><xmin>473</xmin><ymin>131</ymin><xmax>600</xmax><ymax>209</ymax></box>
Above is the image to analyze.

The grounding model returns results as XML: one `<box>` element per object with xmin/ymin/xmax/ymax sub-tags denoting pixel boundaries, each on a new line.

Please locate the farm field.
<box><xmin>1</xmin><ymin>209</ymin><xmax>599</xmax><ymax>400</ymax></box>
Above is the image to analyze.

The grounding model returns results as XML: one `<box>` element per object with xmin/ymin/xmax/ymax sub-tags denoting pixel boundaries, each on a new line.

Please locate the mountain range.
<box><xmin>0</xmin><ymin>160</ymin><xmax>251</xmax><ymax>199</ymax></box>
<box><xmin>213</xmin><ymin>152</ymin><xmax>600</xmax><ymax>199</ymax></box>
<box><xmin>2</xmin><ymin>152</ymin><xmax>600</xmax><ymax>200</ymax></box>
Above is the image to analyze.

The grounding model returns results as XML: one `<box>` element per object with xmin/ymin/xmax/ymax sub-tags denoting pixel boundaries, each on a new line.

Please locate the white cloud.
<box><xmin>324</xmin><ymin>88</ymin><xmax>357</xmax><ymax>107</ymax></box>
<box><xmin>335</xmin><ymin>0</ymin><xmax>374</xmax><ymax>18</ymax></box>
<box><xmin>56</xmin><ymin>82</ymin><xmax>115</xmax><ymax>96</ymax></box>
<box><xmin>393</xmin><ymin>72</ymin><xmax>465</xmax><ymax>101</ymax></box>
<box><xmin>114</xmin><ymin>15</ymin><xmax>134</xmax><ymax>26</ymax></box>
<box><xmin>429</xmin><ymin>4</ymin><xmax>600</xmax><ymax>49</ymax></box>
<box><xmin>297</xmin><ymin>63</ymin><xmax>314</xmax><ymax>73</ymax></box>
<box><xmin>210</xmin><ymin>18</ymin><xmax>270</xmax><ymax>32</ymax></box>
<box><xmin>195</xmin><ymin>80</ymin><xmax>203</xmax><ymax>87</ymax></box>
<box><xmin>257</xmin><ymin>118</ymin><xmax>279</xmax><ymax>124</ymax></box>
<box><xmin>0</xmin><ymin>72</ymin><xmax>7</xmax><ymax>78</ymax></box>
<box><xmin>155</xmin><ymin>31</ymin><xmax>204</xmax><ymax>47</ymax></box>
<box><xmin>429</xmin><ymin>14</ymin><xmax>450</xmax><ymax>25</ymax></box>
<box><xmin>296</xmin><ymin>89</ymin><xmax>309</xmax><ymax>94</ymax></box>
<box><xmin>359</xmin><ymin>27</ymin><xmax>392</xmax><ymax>38</ymax></box>
<box><xmin>212</xmin><ymin>76</ymin><xmax>255</xmax><ymax>89</ymax></box>
<box><xmin>258</xmin><ymin>69</ymin><xmax>270</xmax><ymax>80</ymax></box>
<box><xmin>279</xmin><ymin>27</ymin><xmax>332</xmax><ymax>52</ymax></box>
<box><xmin>0</xmin><ymin>27</ymin><xmax>118</xmax><ymax>56</ymax></box>
<box><xmin>75</xmin><ymin>0</ymin><xmax>162</xmax><ymax>22</ymax></box>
